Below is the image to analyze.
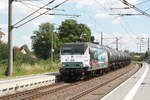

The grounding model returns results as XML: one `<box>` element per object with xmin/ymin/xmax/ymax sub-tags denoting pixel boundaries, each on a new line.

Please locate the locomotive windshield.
<box><xmin>61</xmin><ymin>44</ymin><xmax>87</xmax><ymax>55</ymax></box>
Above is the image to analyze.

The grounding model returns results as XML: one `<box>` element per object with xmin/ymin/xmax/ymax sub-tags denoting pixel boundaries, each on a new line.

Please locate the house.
<box><xmin>19</xmin><ymin>46</ymin><xmax>37</xmax><ymax>59</ymax></box>
<box><xmin>19</xmin><ymin>48</ymin><xmax>27</xmax><ymax>54</ymax></box>
<box><xmin>0</xmin><ymin>31</ymin><xmax>5</xmax><ymax>42</ymax></box>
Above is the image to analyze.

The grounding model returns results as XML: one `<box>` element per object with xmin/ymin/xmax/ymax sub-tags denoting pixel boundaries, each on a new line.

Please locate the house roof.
<box><xmin>0</xmin><ymin>31</ymin><xmax>5</xmax><ymax>35</ymax></box>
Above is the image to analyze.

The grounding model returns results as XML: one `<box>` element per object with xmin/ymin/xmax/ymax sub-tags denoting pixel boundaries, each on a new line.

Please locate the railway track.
<box><xmin>0</xmin><ymin>64</ymin><xmax>140</xmax><ymax>100</ymax></box>
<box><xmin>20</xmin><ymin>82</ymin><xmax>81</xmax><ymax>100</ymax></box>
<box><xmin>0</xmin><ymin>82</ymin><xmax>64</xmax><ymax>100</ymax></box>
<box><xmin>68</xmin><ymin>64</ymin><xmax>140</xmax><ymax>100</ymax></box>
<box><xmin>0</xmin><ymin>78</ymin><xmax>86</xmax><ymax>100</ymax></box>
<box><xmin>41</xmin><ymin>64</ymin><xmax>140</xmax><ymax>100</ymax></box>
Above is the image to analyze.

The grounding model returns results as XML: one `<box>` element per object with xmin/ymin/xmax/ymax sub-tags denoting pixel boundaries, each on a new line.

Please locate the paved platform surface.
<box><xmin>0</xmin><ymin>72</ymin><xmax>59</xmax><ymax>96</ymax></box>
<box><xmin>101</xmin><ymin>63</ymin><xmax>150</xmax><ymax>100</ymax></box>
<box><xmin>0</xmin><ymin>72</ymin><xmax>59</xmax><ymax>83</ymax></box>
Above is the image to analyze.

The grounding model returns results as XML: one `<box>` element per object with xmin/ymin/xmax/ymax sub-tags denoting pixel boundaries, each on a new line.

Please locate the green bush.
<box><xmin>0</xmin><ymin>59</ymin><xmax>8</xmax><ymax>64</ymax></box>
<box><xmin>0</xmin><ymin>64</ymin><xmax>7</xmax><ymax>76</ymax></box>
<box><xmin>0</xmin><ymin>43</ymin><xmax>8</xmax><ymax>61</ymax></box>
<box><xmin>19</xmin><ymin>54</ymin><xmax>37</xmax><ymax>65</ymax></box>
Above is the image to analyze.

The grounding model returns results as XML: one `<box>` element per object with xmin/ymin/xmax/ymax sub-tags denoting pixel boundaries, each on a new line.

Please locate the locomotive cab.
<box><xmin>59</xmin><ymin>42</ymin><xmax>130</xmax><ymax>81</ymax></box>
<box><xmin>60</xmin><ymin>43</ymin><xmax>90</xmax><ymax>68</ymax></box>
<box><xmin>59</xmin><ymin>43</ymin><xmax>108</xmax><ymax>80</ymax></box>
<box><xmin>60</xmin><ymin>43</ymin><xmax>90</xmax><ymax>80</ymax></box>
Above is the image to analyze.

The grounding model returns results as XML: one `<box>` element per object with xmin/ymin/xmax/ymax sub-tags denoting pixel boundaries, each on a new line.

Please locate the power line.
<box><xmin>20</xmin><ymin>2</ymin><xmax>76</xmax><ymax>18</ymax></box>
<box><xmin>14</xmin><ymin>0</ymin><xmax>70</xmax><ymax>28</ymax></box>
<box><xmin>94</xmin><ymin>0</ymin><xmax>110</xmax><ymax>13</ymax></box>
<box><xmin>110</xmin><ymin>7</ymin><xmax>131</xmax><ymax>10</ymax></box>
<box><xmin>116</xmin><ymin>37</ymin><xmax>119</xmax><ymax>50</ymax></box>
<box><xmin>145</xmin><ymin>7</ymin><xmax>150</xmax><ymax>11</ymax></box>
<box><xmin>45</xmin><ymin>13</ymin><xmax>80</xmax><ymax>17</ymax></box>
<box><xmin>13</xmin><ymin>0</ymin><xmax>55</xmax><ymax>27</ymax></box>
<box><xmin>109</xmin><ymin>13</ymin><xmax>143</xmax><ymax>16</ymax></box>
<box><xmin>136</xmin><ymin>37</ymin><xmax>148</xmax><ymax>52</ymax></box>
<box><xmin>100</xmin><ymin>32</ymin><xmax>103</xmax><ymax>45</ymax></box>
<box><xmin>20</xmin><ymin>1</ymin><xmax>43</xmax><ymax>8</ymax></box>
<box><xmin>7</xmin><ymin>0</ymin><xmax>73</xmax><ymax>76</ymax></box>
<box><xmin>21</xmin><ymin>1</ymin><xmax>65</xmax><ymax>12</ymax></box>
<box><xmin>120</xmin><ymin>0</ymin><xmax>150</xmax><ymax>18</ymax></box>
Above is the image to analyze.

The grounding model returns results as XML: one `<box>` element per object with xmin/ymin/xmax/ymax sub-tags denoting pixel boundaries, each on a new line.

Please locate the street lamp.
<box><xmin>51</xmin><ymin>31</ymin><xmax>54</xmax><ymax>62</ymax></box>
<box><xmin>80</xmin><ymin>33</ymin><xmax>86</xmax><ymax>42</ymax></box>
<box><xmin>51</xmin><ymin>23</ymin><xmax>59</xmax><ymax>62</ymax></box>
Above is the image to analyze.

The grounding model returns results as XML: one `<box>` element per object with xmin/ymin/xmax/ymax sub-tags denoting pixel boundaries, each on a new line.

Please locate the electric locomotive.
<box><xmin>59</xmin><ymin>42</ymin><xmax>131</xmax><ymax>81</ymax></box>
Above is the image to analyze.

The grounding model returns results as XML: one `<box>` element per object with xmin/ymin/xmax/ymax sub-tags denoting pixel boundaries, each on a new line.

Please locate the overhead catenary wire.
<box><xmin>110</xmin><ymin>7</ymin><xmax>131</xmax><ymax>10</ymax></box>
<box><xmin>120</xmin><ymin>0</ymin><xmax>150</xmax><ymax>18</ymax></box>
<box><xmin>94</xmin><ymin>0</ymin><xmax>111</xmax><ymax>13</ymax></box>
<box><xmin>84</xmin><ymin>0</ymin><xmax>113</xmax><ymax>42</ymax></box>
<box><xmin>45</xmin><ymin>13</ymin><xmax>80</xmax><ymax>17</ymax></box>
<box><xmin>94</xmin><ymin>0</ymin><xmax>117</xmax><ymax>38</ymax></box>
<box><xmin>110</xmin><ymin>0</ymin><xmax>149</xmax><ymax>43</ymax></box>
<box><xmin>94</xmin><ymin>0</ymin><xmax>137</xmax><ymax>50</ymax></box>
<box><xmin>20</xmin><ymin>2</ymin><xmax>42</xmax><ymax>14</ymax></box>
<box><xmin>13</xmin><ymin>0</ymin><xmax>55</xmax><ymax>27</ymax></box>
<box><xmin>20</xmin><ymin>1</ymin><xmax>68</xmax><ymax>18</ymax></box>
<box><xmin>93</xmin><ymin>0</ymin><xmax>125</xmax><ymax>48</ymax></box>
<box><xmin>115</xmin><ymin>0</ymin><xmax>150</xmax><ymax>51</ymax></box>
<box><xmin>145</xmin><ymin>7</ymin><xmax>150</xmax><ymax>11</ymax></box>
<box><xmin>21</xmin><ymin>1</ymin><xmax>65</xmax><ymax>12</ymax></box>
<box><xmin>20</xmin><ymin>1</ymin><xmax>43</xmax><ymax>9</ymax></box>
<box><xmin>19</xmin><ymin>1</ymin><xmax>79</xmax><ymax>23</ymax></box>
<box><xmin>123</xmin><ymin>18</ymin><xmax>134</xmax><ymax>33</ymax></box>
<box><xmin>14</xmin><ymin>0</ymin><xmax>70</xmax><ymax>28</ymax></box>
<box><xmin>109</xmin><ymin>13</ymin><xmax>143</xmax><ymax>16</ymax></box>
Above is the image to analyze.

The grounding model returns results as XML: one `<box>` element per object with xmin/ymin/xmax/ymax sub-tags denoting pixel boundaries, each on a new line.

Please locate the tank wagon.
<box><xmin>59</xmin><ymin>42</ymin><xmax>131</xmax><ymax>80</ymax></box>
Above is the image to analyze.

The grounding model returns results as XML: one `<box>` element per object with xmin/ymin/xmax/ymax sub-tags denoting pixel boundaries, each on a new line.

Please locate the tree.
<box><xmin>58</xmin><ymin>19</ymin><xmax>94</xmax><ymax>43</ymax></box>
<box><xmin>0</xmin><ymin>28</ymin><xmax>5</xmax><ymax>43</ymax></box>
<box><xmin>31</xmin><ymin>23</ymin><xmax>60</xmax><ymax>59</ymax></box>
<box><xmin>144</xmin><ymin>51</ymin><xmax>149</xmax><ymax>59</ymax></box>
<box><xmin>0</xmin><ymin>42</ymin><xmax>8</xmax><ymax>61</ymax></box>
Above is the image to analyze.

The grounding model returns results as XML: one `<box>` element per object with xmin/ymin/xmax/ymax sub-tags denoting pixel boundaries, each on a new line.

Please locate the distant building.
<box><xmin>0</xmin><ymin>31</ymin><xmax>5</xmax><ymax>42</ymax></box>
<box><xmin>19</xmin><ymin>46</ymin><xmax>37</xmax><ymax>59</ymax></box>
<box><xmin>19</xmin><ymin>48</ymin><xmax>27</xmax><ymax>54</ymax></box>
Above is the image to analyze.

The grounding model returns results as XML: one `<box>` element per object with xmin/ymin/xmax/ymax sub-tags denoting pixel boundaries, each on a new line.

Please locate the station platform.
<box><xmin>0</xmin><ymin>72</ymin><xmax>59</xmax><ymax>96</ymax></box>
<box><xmin>101</xmin><ymin>63</ymin><xmax>150</xmax><ymax>100</ymax></box>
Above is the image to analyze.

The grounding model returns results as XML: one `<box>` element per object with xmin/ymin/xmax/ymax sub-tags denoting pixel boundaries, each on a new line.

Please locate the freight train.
<box><xmin>59</xmin><ymin>42</ymin><xmax>131</xmax><ymax>81</ymax></box>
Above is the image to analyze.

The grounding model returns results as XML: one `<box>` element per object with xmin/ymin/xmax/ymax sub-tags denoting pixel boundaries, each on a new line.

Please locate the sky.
<box><xmin>0</xmin><ymin>0</ymin><xmax>150</xmax><ymax>52</ymax></box>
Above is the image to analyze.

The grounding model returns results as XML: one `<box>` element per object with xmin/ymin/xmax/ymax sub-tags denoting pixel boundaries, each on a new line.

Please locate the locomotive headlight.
<box><xmin>62</xmin><ymin>64</ymin><xmax>65</xmax><ymax>67</ymax></box>
<box><xmin>80</xmin><ymin>64</ymin><xmax>83</xmax><ymax>67</ymax></box>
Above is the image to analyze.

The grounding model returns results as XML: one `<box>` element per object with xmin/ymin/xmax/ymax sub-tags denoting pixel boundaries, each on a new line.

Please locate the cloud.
<box><xmin>0</xmin><ymin>0</ymin><xmax>8</xmax><ymax>12</ymax></box>
<box><xmin>95</xmin><ymin>13</ymin><xmax>112</xmax><ymax>19</ymax></box>
<box><xmin>85</xmin><ymin>23</ymin><xmax>95</xmax><ymax>30</ymax></box>
<box><xmin>112</xmin><ymin>17</ymin><xmax>122</xmax><ymax>24</ymax></box>
<box><xmin>22</xmin><ymin>35</ymin><xmax>32</xmax><ymax>49</ymax></box>
<box><xmin>73</xmin><ymin>0</ymin><xmax>139</xmax><ymax>20</ymax></box>
<box><xmin>0</xmin><ymin>24</ymin><xmax>8</xmax><ymax>42</ymax></box>
<box><xmin>127</xmin><ymin>0</ymin><xmax>139</xmax><ymax>4</ymax></box>
<box><xmin>0</xmin><ymin>0</ymin><xmax>144</xmax><ymax>52</ymax></box>
<box><xmin>13</xmin><ymin>1</ymin><xmax>47</xmax><ymax>14</ymax></box>
<box><xmin>13</xmin><ymin>1</ymin><xmax>55</xmax><ymax>27</ymax></box>
<box><xmin>74</xmin><ymin>0</ymin><xmax>139</xmax><ymax>8</ymax></box>
<box><xmin>73</xmin><ymin>0</ymin><xmax>95</xmax><ymax>8</ymax></box>
<box><xmin>0</xmin><ymin>24</ymin><xmax>8</xmax><ymax>35</ymax></box>
<box><xmin>94</xmin><ymin>32</ymin><xmax>148</xmax><ymax>52</ymax></box>
<box><xmin>32</xmin><ymin>15</ymin><xmax>54</xmax><ymax>27</ymax></box>
<box><xmin>23</xmin><ymin>35</ymin><xmax>31</xmax><ymax>41</ymax></box>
